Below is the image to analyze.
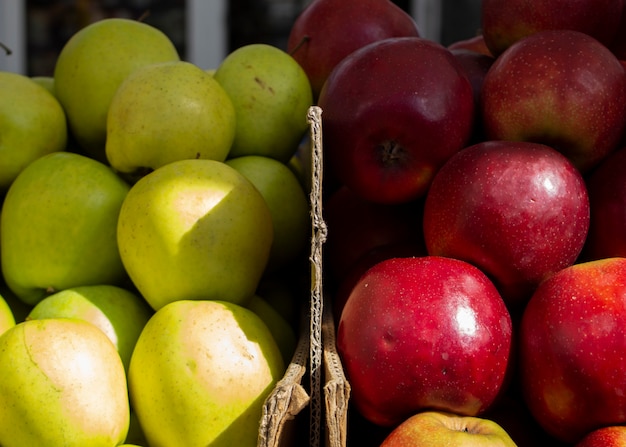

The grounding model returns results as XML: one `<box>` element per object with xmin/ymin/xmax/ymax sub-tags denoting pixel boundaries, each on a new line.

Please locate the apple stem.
<box><xmin>0</xmin><ymin>41</ymin><xmax>12</xmax><ymax>56</ymax></box>
<box><xmin>289</xmin><ymin>35</ymin><xmax>310</xmax><ymax>56</ymax></box>
<box><xmin>137</xmin><ymin>10</ymin><xmax>151</xmax><ymax>22</ymax></box>
<box><xmin>379</xmin><ymin>140</ymin><xmax>405</xmax><ymax>166</ymax></box>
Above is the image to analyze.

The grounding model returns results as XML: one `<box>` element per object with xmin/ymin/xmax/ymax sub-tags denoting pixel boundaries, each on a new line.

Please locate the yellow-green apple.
<box><xmin>0</xmin><ymin>71</ymin><xmax>67</xmax><ymax>191</ymax></box>
<box><xmin>481</xmin><ymin>0</ymin><xmax>624</xmax><ymax>56</ymax></box>
<box><xmin>519</xmin><ymin>257</ymin><xmax>626</xmax><ymax>443</ymax></box>
<box><xmin>26</xmin><ymin>284</ymin><xmax>153</xmax><ymax>372</ymax></box>
<box><xmin>128</xmin><ymin>299</ymin><xmax>284</xmax><ymax>447</ymax></box>
<box><xmin>0</xmin><ymin>318</ymin><xmax>129</xmax><ymax>446</ymax></box>
<box><xmin>116</xmin><ymin>159</ymin><xmax>273</xmax><ymax>311</ymax></box>
<box><xmin>106</xmin><ymin>60</ymin><xmax>236</xmax><ymax>179</ymax></box>
<box><xmin>53</xmin><ymin>18</ymin><xmax>180</xmax><ymax>161</ymax></box>
<box><xmin>225</xmin><ymin>155</ymin><xmax>310</xmax><ymax>273</ymax></box>
<box><xmin>323</xmin><ymin>185</ymin><xmax>426</xmax><ymax>286</ymax></box>
<box><xmin>213</xmin><ymin>43</ymin><xmax>313</xmax><ymax>163</ymax></box>
<box><xmin>0</xmin><ymin>293</ymin><xmax>15</xmax><ymax>336</ymax></box>
<box><xmin>317</xmin><ymin>37</ymin><xmax>475</xmax><ymax>204</ymax></box>
<box><xmin>580</xmin><ymin>145</ymin><xmax>626</xmax><ymax>261</ymax></box>
<box><xmin>481</xmin><ymin>29</ymin><xmax>626</xmax><ymax>173</ymax></box>
<box><xmin>247</xmin><ymin>294</ymin><xmax>297</xmax><ymax>363</ymax></box>
<box><xmin>575</xmin><ymin>426</ymin><xmax>626</xmax><ymax>447</ymax></box>
<box><xmin>0</xmin><ymin>280</ymin><xmax>32</xmax><ymax>324</ymax></box>
<box><xmin>337</xmin><ymin>256</ymin><xmax>513</xmax><ymax>427</ymax></box>
<box><xmin>30</xmin><ymin>75</ymin><xmax>56</xmax><ymax>96</ymax></box>
<box><xmin>423</xmin><ymin>140</ymin><xmax>589</xmax><ymax>314</ymax></box>
<box><xmin>379</xmin><ymin>411</ymin><xmax>518</xmax><ymax>447</ymax></box>
<box><xmin>256</xmin><ymin>273</ymin><xmax>302</xmax><ymax>330</ymax></box>
<box><xmin>1</xmin><ymin>152</ymin><xmax>130</xmax><ymax>305</ymax></box>
<box><xmin>287</xmin><ymin>0</ymin><xmax>420</xmax><ymax>100</ymax></box>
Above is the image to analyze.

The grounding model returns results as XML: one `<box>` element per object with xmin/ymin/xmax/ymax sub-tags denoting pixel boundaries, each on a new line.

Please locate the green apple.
<box><xmin>226</xmin><ymin>155</ymin><xmax>310</xmax><ymax>273</ymax></box>
<box><xmin>0</xmin><ymin>279</ymin><xmax>32</xmax><ymax>324</ymax></box>
<box><xmin>117</xmin><ymin>159</ymin><xmax>273</xmax><ymax>310</ymax></box>
<box><xmin>213</xmin><ymin>43</ymin><xmax>313</xmax><ymax>163</ymax></box>
<box><xmin>30</xmin><ymin>75</ymin><xmax>56</xmax><ymax>96</ymax></box>
<box><xmin>106</xmin><ymin>60</ymin><xmax>236</xmax><ymax>179</ymax></box>
<box><xmin>128</xmin><ymin>299</ymin><xmax>284</xmax><ymax>447</ymax></box>
<box><xmin>1</xmin><ymin>152</ymin><xmax>130</xmax><ymax>305</ymax></box>
<box><xmin>0</xmin><ymin>318</ymin><xmax>130</xmax><ymax>446</ymax></box>
<box><xmin>0</xmin><ymin>71</ymin><xmax>67</xmax><ymax>191</ymax></box>
<box><xmin>26</xmin><ymin>284</ymin><xmax>153</xmax><ymax>372</ymax></box>
<box><xmin>256</xmin><ymin>274</ymin><xmax>301</xmax><ymax>329</ymax></box>
<box><xmin>380</xmin><ymin>411</ymin><xmax>518</xmax><ymax>447</ymax></box>
<box><xmin>0</xmin><ymin>292</ymin><xmax>15</xmax><ymax>336</ymax></box>
<box><xmin>247</xmin><ymin>294</ymin><xmax>297</xmax><ymax>363</ymax></box>
<box><xmin>53</xmin><ymin>18</ymin><xmax>180</xmax><ymax>162</ymax></box>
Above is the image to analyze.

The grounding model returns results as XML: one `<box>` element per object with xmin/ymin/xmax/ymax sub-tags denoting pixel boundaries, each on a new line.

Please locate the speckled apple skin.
<box><xmin>575</xmin><ymin>426</ymin><xmax>626</xmax><ymax>447</ymax></box>
<box><xmin>337</xmin><ymin>256</ymin><xmax>513</xmax><ymax>427</ymax></box>
<box><xmin>520</xmin><ymin>257</ymin><xmax>626</xmax><ymax>444</ymax></box>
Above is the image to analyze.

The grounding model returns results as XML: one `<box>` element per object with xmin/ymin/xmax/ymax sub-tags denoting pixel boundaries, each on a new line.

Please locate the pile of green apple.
<box><xmin>0</xmin><ymin>16</ymin><xmax>314</xmax><ymax>447</ymax></box>
<box><xmin>286</xmin><ymin>0</ymin><xmax>626</xmax><ymax>446</ymax></box>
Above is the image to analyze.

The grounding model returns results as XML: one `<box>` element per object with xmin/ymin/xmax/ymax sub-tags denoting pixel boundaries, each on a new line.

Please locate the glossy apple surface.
<box><xmin>481</xmin><ymin>29</ymin><xmax>626</xmax><ymax>173</ymax></box>
<box><xmin>423</xmin><ymin>140</ymin><xmax>589</xmax><ymax>312</ymax></box>
<box><xmin>448</xmin><ymin>34</ymin><xmax>493</xmax><ymax>56</ymax></box>
<box><xmin>379</xmin><ymin>411</ymin><xmax>517</xmax><ymax>447</ymax></box>
<box><xmin>580</xmin><ymin>145</ymin><xmax>626</xmax><ymax>261</ymax></box>
<box><xmin>481</xmin><ymin>0</ymin><xmax>624</xmax><ymax>56</ymax></box>
<box><xmin>287</xmin><ymin>0</ymin><xmax>420</xmax><ymax>99</ymax></box>
<box><xmin>337</xmin><ymin>256</ymin><xmax>513</xmax><ymax>427</ymax></box>
<box><xmin>520</xmin><ymin>257</ymin><xmax>626</xmax><ymax>443</ymax></box>
<box><xmin>318</xmin><ymin>36</ymin><xmax>475</xmax><ymax>204</ymax></box>
<box><xmin>575</xmin><ymin>426</ymin><xmax>626</xmax><ymax>447</ymax></box>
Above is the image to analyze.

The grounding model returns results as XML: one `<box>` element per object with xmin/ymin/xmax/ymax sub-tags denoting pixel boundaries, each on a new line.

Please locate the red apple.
<box><xmin>575</xmin><ymin>426</ymin><xmax>626</xmax><ymax>447</ymax></box>
<box><xmin>481</xmin><ymin>0</ymin><xmax>624</xmax><ymax>56</ymax></box>
<box><xmin>519</xmin><ymin>257</ymin><xmax>626</xmax><ymax>444</ymax></box>
<box><xmin>379</xmin><ymin>411</ymin><xmax>517</xmax><ymax>447</ymax></box>
<box><xmin>481</xmin><ymin>29</ymin><xmax>626</xmax><ymax>173</ymax></box>
<box><xmin>581</xmin><ymin>146</ymin><xmax>626</xmax><ymax>261</ymax></box>
<box><xmin>448</xmin><ymin>34</ymin><xmax>493</xmax><ymax>57</ymax></box>
<box><xmin>287</xmin><ymin>0</ymin><xmax>420</xmax><ymax>100</ymax></box>
<box><xmin>423</xmin><ymin>140</ymin><xmax>589</xmax><ymax>312</ymax></box>
<box><xmin>318</xmin><ymin>37</ymin><xmax>475</xmax><ymax>204</ymax></box>
<box><xmin>324</xmin><ymin>185</ymin><xmax>425</xmax><ymax>285</ymax></box>
<box><xmin>337</xmin><ymin>256</ymin><xmax>513</xmax><ymax>427</ymax></box>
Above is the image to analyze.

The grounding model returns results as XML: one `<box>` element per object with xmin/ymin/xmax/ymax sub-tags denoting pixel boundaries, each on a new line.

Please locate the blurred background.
<box><xmin>0</xmin><ymin>0</ymin><xmax>482</xmax><ymax>76</ymax></box>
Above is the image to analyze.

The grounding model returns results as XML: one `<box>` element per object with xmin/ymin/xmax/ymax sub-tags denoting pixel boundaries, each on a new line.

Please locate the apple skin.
<box><xmin>448</xmin><ymin>34</ymin><xmax>493</xmax><ymax>57</ymax></box>
<box><xmin>481</xmin><ymin>29</ymin><xmax>626</xmax><ymax>174</ymax></box>
<box><xmin>318</xmin><ymin>37</ymin><xmax>475</xmax><ymax>204</ymax></box>
<box><xmin>481</xmin><ymin>0</ymin><xmax>624</xmax><ymax>56</ymax></box>
<box><xmin>379</xmin><ymin>411</ymin><xmax>517</xmax><ymax>447</ymax></box>
<box><xmin>287</xmin><ymin>0</ymin><xmax>420</xmax><ymax>100</ymax></box>
<box><xmin>580</xmin><ymin>145</ymin><xmax>626</xmax><ymax>261</ymax></box>
<box><xmin>575</xmin><ymin>426</ymin><xmax>626</xmax><ymax>447</ymax></box>
<box><xmin>423</xmin><ymin>140</ymin><xmax>589</xmax><ymax>313</ymax></box>
<box><xmin>337</xmin><ymin>256</ymin><xmax>513</xmax><ymax>427</ymax></box>
<box><xmin>519</xmin><ymin>257</ymin><xmax>626</xmax><ymax>444</ymax></box>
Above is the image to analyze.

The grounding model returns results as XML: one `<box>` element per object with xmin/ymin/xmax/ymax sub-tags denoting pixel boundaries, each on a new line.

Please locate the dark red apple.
<box><xmin>520</xmin><ymin>257</ymin><xmax>626</xmax><ymax>444</ymax></box>
<box><xmin>337</xmin><ymin>256</ymin><xmax>513</xmax><ymax>427</ymax></box>
<box><xmin>481</xmin><ymin>29</ymin><xmax>626</xmax><ymax>173</ymax></box>
<box><xmin>481</xmin><ymin>0</ymin><xmax>624</xmax><ymax>56</ymax></box>
<box><xmin>323</xmin><ymin>185</ymin><xmax>425</xmax><ymax>285</ymax></box>
<box><xmin>448</xmin><ymin>34</ymin><xmax>493</xmax><ymax>57</ymax></box>
<box><xmin>318</xmin><ymin>37</ymin><xmax>475</xmax><ymax>204</ymax></box>
<box><xmin>575</xmin><ymin>426</ymin><xmax>626</xmax><ymax>447</ymax></box>
<box><xmin>609</xmin><ymin>6</ymin><xmax>626</xmax><ymax>60</ymax></box>
<box><xmin>423</xmin><ymin>140</ymin><xmax>589</xmax><ymax>312</ymax></box>
<box><xmin>581</xmin><ymin>146</ymin><xmax>626</xmax><ymax>261</ymax></box>
<box><xmin>287</xmin><ymin>0</ymin><xmax>420</xmax><ymax>99</ymax></box>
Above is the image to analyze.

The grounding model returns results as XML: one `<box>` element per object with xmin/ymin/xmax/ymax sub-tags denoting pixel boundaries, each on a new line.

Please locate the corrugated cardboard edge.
<box><xmin>323</xmin><ymin>299</ymin><xmax>350</xmax><ymax>447</ymax></box>
<box><xmin>257</xmin><ymin>105</ymin><xmax>326</xmax><ymax>447</ymax></box>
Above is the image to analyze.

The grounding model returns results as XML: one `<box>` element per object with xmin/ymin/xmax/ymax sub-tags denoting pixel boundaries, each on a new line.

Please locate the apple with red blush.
<box><xmin>378</xmin><ymin>411</ymin><xmax>517</xmax><ymax>447</ymax></box>
<box><xmin>481</xmin><ymin>0</ymin><xmax>624</xmax><ymax>56</ymax></box>
<box><xmin>423</xmin><ymin>140</ymin><xmax>589</xmax><ymax>313</ymax></box>
<box><xmin>448</xmin><ymin>34</ymin><xmax>493</xmax><ymax>57</ymax></box>
<box><xmin>581</xmin><ymin>145</ymin><xmax>626</xmax><ymax>261</ymax></box>
<box><xmin>481</xmin><ymin>29</ymin><xmax>626</xmax><ymax>173</ymax></box>
<box><xmin>287</xmin><ymin>0</ymin><xmax>420</xmax><ymax>100</ymax></box>
<box><xmin>519</xmin><ymin>257</ymin><xmax>626</xmax><ymax>444</ymax></box>
<box><xmin>337</xmin><ymin>256</ymin><xmax>513</xmax><ymax>427</ymax></box>
<box><xmin>575</xmin><ymin>426</ymin><xmax>626</xmax><ymax>447</ymax></box>
<box><xmin>318</xmin><ymin>36</ymin><xmax>475</xmax><ymax>204</ymax></box>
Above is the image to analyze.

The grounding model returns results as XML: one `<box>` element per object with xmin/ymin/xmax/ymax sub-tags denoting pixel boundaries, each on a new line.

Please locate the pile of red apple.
<box><xmin>289</xmin><ymin>0</ymin><xmax>626</xmax><ymax>446</ymax></box>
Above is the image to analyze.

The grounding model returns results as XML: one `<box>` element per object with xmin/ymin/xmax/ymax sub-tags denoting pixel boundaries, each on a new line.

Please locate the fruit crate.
<box><xmin>258</xmin><ymin>106</ymin><xmax>326</xmax><ymax>447</ymax></box>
